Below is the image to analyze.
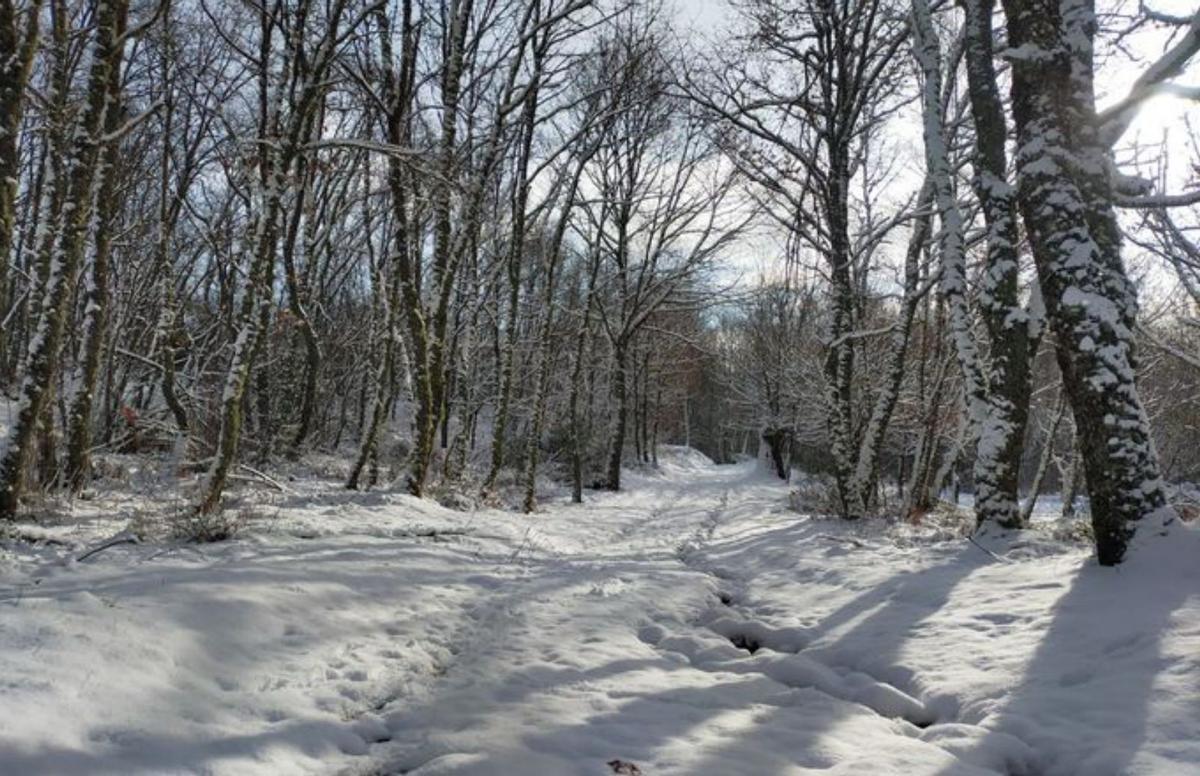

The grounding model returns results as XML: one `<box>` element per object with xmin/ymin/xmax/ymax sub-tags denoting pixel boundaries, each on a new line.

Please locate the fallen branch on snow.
<box><xmin>233</xmin><ymin>464</ymin><xmax>296</xmax><ymax>494</ymax></box>
<box><xmin>967</xmin><ymin>534</ymin><xmax>1012</xmax><ymax>563</ymax></box>
<box><xmin>76</xmin><ymin>532</ymin><xmax>141</xmax><ymax>562</ymax></box>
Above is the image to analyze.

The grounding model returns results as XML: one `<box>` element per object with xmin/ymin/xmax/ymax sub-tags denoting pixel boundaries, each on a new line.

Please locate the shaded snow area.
<box><xmin>1</xmin><ymin>448</ymin><xmax>1198</xmax><ymax>775</ymax></box>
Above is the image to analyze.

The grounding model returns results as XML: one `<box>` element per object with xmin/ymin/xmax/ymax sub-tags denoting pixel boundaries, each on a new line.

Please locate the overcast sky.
<box><xmin>671</xmin><ymin>0</ymin><xmax>730</xmax><ymax>33</ymax></box>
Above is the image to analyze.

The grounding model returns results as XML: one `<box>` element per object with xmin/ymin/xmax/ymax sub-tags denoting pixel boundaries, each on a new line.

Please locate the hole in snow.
<box><xmin>727</xmin><ymin>633</ymin><xmax>762</xmax><ymax>654</ymax></box>
<box><xmin>717</xmin><ymin>591</ymin><xmax>734</xmax><ymax>606</ymax></box>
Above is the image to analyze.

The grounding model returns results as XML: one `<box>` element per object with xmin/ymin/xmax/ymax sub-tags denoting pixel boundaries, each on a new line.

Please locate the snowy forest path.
<box><xmin>369</xmin><ymin>453</ymin><xmax>1200</xmax><ymax>776</ymax></box>
<box><xmin>370</xmin><ymin>457</ymin><xmax>1027</xmax><ymax>775</ymax></box>
<box><xmin>2</xmin><ymin>449</ymin><xmax>1197</xmax><ymax>776</ymax></box>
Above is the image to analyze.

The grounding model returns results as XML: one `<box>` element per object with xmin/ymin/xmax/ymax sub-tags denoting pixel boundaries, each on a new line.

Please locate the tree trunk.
<box><xmin>604</xmin><ymin>341</ymin><xmax>629</xmax><ymax>491</ymax></box>
<box><xmin>0</xmin><ymin>0</ymin><xmax>40</xmax><ymax>385</ymax></box>
<box><xmin>521</xmin><ymin>129</ymin><xmax>594</xmax><ymax>511</ymax></box>
<box><xmin>281</xmin><ymin>163</ymin><xmax>323</xmax><ymax>457</ymax></box>
<box><xmin>0</xmin><ymin>0</ymin><xmax>126</xmax><ymax>518</ymax></box>
<box><xmin>65</xmin><ymin>70</ymin><xmax>122</xmax><ymax>493</ymax></box>
<box><xmin>1020</xmin><ymin>389</ymin><xmax>1067</xmax><ymax>526</ymax></box>
<box><xmin>846</xmin><ymin>180</ymin><xmax>933</xmax><ymax>512</ymax></box>
<box><xmin>1062</xmin><ymin>438</ymin><xmax>1084</xmax><ymax>518</ymax></box>
<box><xmin>961</xmin><ymin>0</ymin><xmax>1037</xmax><ymax>530</ymax></box>
<box><xmin>197</xmin><ymin>60</ymin><xmax>285</xmax><ymax>512</ymax></box>
<box><xmin>912</xmin><ymin>0</ymin><xmax>991</xmax><ymax>521</ymax></box>
<box><xmin>569</xmin><ymin>247</ymin><xmax>601</xmax><ymax>503</ymax></box>
<box><xmin>824</xmin><ymin>180</ymin><xmax>858</xmax><ymax>516</ymax></box>
<box><xmin>196</xmin><ymin>200</ymin><xmax>280</xmax><ymax>513</ymax></box>
<box><xmin>1002</xmin><ymin>0</ymin><xmax>1169</xmax><ymax>564</ymax></box>
<box><xmin>763</xmin><ymin>426</ymin><xmax>790</xmax><ymax>479</ymax></box>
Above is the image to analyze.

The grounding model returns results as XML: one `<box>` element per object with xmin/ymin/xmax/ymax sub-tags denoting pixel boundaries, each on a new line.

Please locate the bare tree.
<box><xmin>581</xmin><ymin>14</ymin><xmax>745</xmax><ymax>491</ymax></box>
<box><xmin>196</xmin><ymin>0</ymin><xmax>367</xmax><ymax>513</ymax></box>
<box><xmin>692</xmin><ymin>0</ymin><xmax>922</xmax><ymax>516</ymax></box>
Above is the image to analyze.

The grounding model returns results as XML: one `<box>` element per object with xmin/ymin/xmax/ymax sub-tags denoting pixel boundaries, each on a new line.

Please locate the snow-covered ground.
<box><xmin>1</xmin><ymin>448</ymin><xmax>1197</xmax><ymax>775</ymax></box>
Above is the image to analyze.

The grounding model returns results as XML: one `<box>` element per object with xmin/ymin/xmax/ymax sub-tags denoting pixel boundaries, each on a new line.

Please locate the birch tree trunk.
<box><xmin>911</xmin><ymin>0</ymin><xmax>990</xmax><ymax>517</ymax></box>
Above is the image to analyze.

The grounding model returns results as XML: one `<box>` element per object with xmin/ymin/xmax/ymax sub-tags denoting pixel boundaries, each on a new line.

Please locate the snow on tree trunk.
<box><xmin>196</xmin><ymin>174</ymin><xmax>283</xmax><ymax>514</ymax></box>
<box><xmin>522</xmin><ymin>127</ymin><xmax>594</xmax><ymax>512</ymax></box>
<box><xmin>66</xmin><ymin>64</ymin><xmax>123</xmax><ymax>494</ymax></box>
<box><xmin>280</xmin><ymin>161</ymin><xmax>324</xmax><ymax>457</ymax></box>
<box><xmin>347</xmin><ymin>187</ymin><xmax>397</xmax><ymax>491</ymax></box>
<box><xmin>824</xmin><ymin>164</ymin><xmax>859</xmax><ymax>517</ymax></box>
<box><xmin>911</xmin><ymin>0</ymin><xmax>990</xmax><ymax>515</ymax></box>
<box><xmin>0</xmin><ymin>0</ymin><xmax>126</xmax><ymax>518</ymax></box>
<box><xmin>153</xmin><ymin>40</ymin><xmax>189</xmax><ymax>437</ymax></box>
<box><xmin>0</xmin><ymin>0</ymin><xmax>39</xmax><ymax>384</ymax></box>
<box><xmin>198</xmin><ymin>0</ymin><xmax>346</xmax><ymax>513</ymax></box>
<box><xmin>960</xmin><ymin>0</ymin><xmax>1038</xmax><ymax>530</ymax></box>
<box><xmin>1001</xmin><ymin>0</ymin><xmax>1170</xmax><ymax>564</ymax></box>
<box><xmin>568</xmin><ymin>249</ymin><xmax>601</xmax><ymax>504</ymax></box>
<box><xmin>402</xmin><ymin>0</ymin><xmax>533</xmax><ymax>497</ymax></box>
<box><xmin>484</xmin><ymin>42</ymin><xmax>543</xmax><ymax>496</ymax></box>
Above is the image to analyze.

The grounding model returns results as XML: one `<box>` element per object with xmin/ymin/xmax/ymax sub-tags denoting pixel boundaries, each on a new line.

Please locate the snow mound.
<box><xmin>654</xmin><ymin>445</ymin><xmax>715</xmax><ymax>471</ymax></box>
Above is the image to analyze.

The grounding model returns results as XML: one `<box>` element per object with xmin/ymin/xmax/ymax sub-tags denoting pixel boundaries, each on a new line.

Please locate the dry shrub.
<box><xmin>168</xmin><ymin>500</ymin><xmax>270</xmax><ymax>542</ymax></box>
<box><xmin>788</xmin><ymin>476</ymin><xmax>842</xmax><ymax>517</ymax></box>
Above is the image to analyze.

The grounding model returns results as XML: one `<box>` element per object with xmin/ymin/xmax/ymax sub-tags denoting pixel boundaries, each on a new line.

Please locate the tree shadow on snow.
<box><xmin>929</xmin><ymin>541</ymin><xmax>1200</xmax><ymax>776</ymax></box>
<box><xmin>680</xmin><ymin>545</ymin><xmax>990</xmax><ymax>774</ymax></box>
<box><xmin>0</xmin><ymin>718</ymin><xmax>367</xmax><ymax>776</ymax></box>
<box><xmin>515</xmin><ymin>674</ymin><xmax>859</xmax><ymax>774</ymax></box>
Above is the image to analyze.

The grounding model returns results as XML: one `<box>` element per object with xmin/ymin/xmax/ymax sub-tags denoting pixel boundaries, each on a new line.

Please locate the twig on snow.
<box><xmin>77</xmin><ymin>532</ymin><xmax>141</xmax><ymax>562</ymax></box>
<box><xmin>235</xmin><ymin>464</ymin><xmax>296</xmax><ymax>494</ymax></box>
<box><xmin>967</xmin><ymin>534</ymin><xmax>1012</xmax><ymax>563</ymax></box>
